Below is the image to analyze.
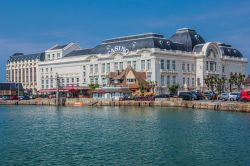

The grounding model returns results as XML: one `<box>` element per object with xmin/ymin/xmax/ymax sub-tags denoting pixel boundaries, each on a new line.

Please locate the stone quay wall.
<box><xmin>1</xmin><ymin>97</ymin><xmax>250</xmax><ymax>113</ymax></box>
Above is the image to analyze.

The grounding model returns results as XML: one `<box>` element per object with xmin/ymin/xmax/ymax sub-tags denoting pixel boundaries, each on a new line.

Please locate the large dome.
<box><xmin>170</xmin><ymin>28</ymin><xmax>205</xmax><ymax>52</ymax></box>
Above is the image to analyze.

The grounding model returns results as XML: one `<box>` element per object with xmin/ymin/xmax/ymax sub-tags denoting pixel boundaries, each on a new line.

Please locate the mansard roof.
<box><xmin>64</xmin><ymin>33</ymin><xmax>186</xmax><ymax>57</ymax></box>
<box><xmin>170</xmin><ymin>28</ymin><xmax>206</xmax><ymax>52</ymax></box>
<box><xmin>50</xmin><ymin>44</ymin><xmax>69</xmax><ymax>50</ymax></box>
<box><xmin>8</xmin><ymin>52</ymin><xmax>45</xmax><ymax>62</ymax></box>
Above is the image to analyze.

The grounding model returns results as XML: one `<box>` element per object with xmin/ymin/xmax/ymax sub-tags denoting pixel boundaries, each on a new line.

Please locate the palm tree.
<box><xmin>235</xmin><ymin>73</ymin><xmax>245</xmax><ymax>91</ymax></box>
<box><xmin>229</xmin><ymin>73</ymin><xmax>238</xmax><ymax>92</ymax></box>
<box><xmin>138</xmin><ymin>83</ymin><xmax>147</xmax><ymax>93</ymax></box>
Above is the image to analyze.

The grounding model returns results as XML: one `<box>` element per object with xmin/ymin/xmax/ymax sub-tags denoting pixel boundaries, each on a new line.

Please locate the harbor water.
<box><xmin>0</xmin><ymin>105</ymin><xmax>249</xmax><ymax>165</ymax></box>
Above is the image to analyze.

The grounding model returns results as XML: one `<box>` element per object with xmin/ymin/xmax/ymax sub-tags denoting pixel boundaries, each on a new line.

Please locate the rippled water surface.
<box><xmin>0</xmin><ymin>105</ymin><xmax>250</xmax><ymax>165</ymax></box>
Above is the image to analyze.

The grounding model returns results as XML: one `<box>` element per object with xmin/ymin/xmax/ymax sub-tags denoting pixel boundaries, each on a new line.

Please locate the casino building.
<box><xmin>6</xmin><ymin>28</ymin><xmax>248</xmax><ymax>93</ymax></box>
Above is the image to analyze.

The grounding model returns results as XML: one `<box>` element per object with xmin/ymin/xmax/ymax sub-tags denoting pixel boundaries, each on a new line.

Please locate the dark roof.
<box><xmin>0</xmin><ymin>83</ymin><xmax>23</xmax><ymax>90</ymax></box>
<box><xmin>102</xmin><ymin>33</ymin><xmax>164</xmax><ymax>44</ymax></box>
<box><xmin>8</xmin><ymin>52</ymin><xmax>45</xmax><ymax>62</ymax></box>
<box><xmin>170</xmin><ymin>28</ymin><xmax>206</xmax><ymax>52</ymax></box>
<box><xmin>65</xmin><ymin>33</ymin><xmax>186</xmax><ymax>56</ymax></box>
<box><xmin>219</xmin><ymin>46</ymin><xmax>243</xmax><ymax>58</ymax></box>
<box><xmin>51</xmin><ymin>44</ymin><xmax>68</xmax><ymax>50</ymax></box>
<box><xmin>64</xmin><ymin>49</ymin><xmax>93</xmax><ymax>57</ymax></box>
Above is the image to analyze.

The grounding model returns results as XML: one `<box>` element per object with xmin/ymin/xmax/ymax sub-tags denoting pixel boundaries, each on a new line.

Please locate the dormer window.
<box><xmin>47</xmin><ymin>54</ymin><xmax>50</xmax><ymax>60</ymax></box>
<box><xmin>57</xmin><ymin>53</ymin><xmax>60</xmax><ymax>58</ymax></box>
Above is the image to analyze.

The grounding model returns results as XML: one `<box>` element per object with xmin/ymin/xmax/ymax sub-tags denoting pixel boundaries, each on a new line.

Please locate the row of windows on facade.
<box><xmin>41</xmin><ymin>83</ymin><xmax>80</xmax><ymax>89</ymax></box>
<box><xmin>89</xmin><ymin>60</ymin><xmax>151</xmax><ymax>74</ymax></box>
<box><xmin>160</xmin><ymin>59</ymin><xmax>195</xmax><ymax>72</ymax></box>
<box><xmin>46</xmin><ymin>53</ymin><xmax>61</xmax><ymax>60</ymax></box>
<box><xmin>41</xmin><ymin>77</ymin><xmax>80</xmax><ymax>85</ymax></box>
<box><xmin>7</xmin><ymin>68</ymin><xmax>36</xmax><ymax>83</ymax></box>
<box><xmin>8</xmin><ymin>62</ymin><xmax>37</xmax><ymax>68</ymax></box>
<box><xmin>160</xmin><ymin>75</ymin><xmax>195</xmax><ymax>86</ymax></box>
<box><xmin>41</xmin><ymin>68</ymin><xmax>53</xmax><ymax>73</ymax></box>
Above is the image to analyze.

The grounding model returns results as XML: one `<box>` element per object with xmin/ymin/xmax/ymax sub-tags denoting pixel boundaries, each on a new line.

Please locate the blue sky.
<box><xmin>0</xmin><ymin>0</ymin><xmax>250</xmax><ymax>81</ymax></box>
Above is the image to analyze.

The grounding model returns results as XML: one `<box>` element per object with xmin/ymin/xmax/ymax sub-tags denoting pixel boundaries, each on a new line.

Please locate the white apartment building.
<box><xmin>6</xmin><ymin>43</ymin><xmax>80</xmax><ymax>93</ymax></box>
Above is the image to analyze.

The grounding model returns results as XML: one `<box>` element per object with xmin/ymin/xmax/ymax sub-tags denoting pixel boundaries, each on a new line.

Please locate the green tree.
<box><xmin>168</xmin><ymin>84</ymin><xmax>179</xmax><ymax>95</ymax></box>
<box><xmin>88</xmin><ymin>83</ymin><xmax>99</xmax><ymax>97</ymax></box>
<box><xmin>138</xmin><ymin>83</ymin><xmax>147</xmax><ymax>93</ymax></box>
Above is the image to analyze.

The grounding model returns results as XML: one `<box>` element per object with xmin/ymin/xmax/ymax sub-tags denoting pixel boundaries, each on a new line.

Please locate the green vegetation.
<box><xmin>168</xmin><ymin>84</ymin><xmax>179</xmax><ymax>94</ymax></box>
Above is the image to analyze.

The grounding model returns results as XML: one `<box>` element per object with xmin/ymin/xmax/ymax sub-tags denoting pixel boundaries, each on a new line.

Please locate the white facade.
<box><xmin>6</xmin><ymin>29</ymin><xmax>248</xmax><ymax>93</ymax></box>
<box><xmin>37</xmin><ymin>43</ymin><xmax>247</xmax><ymax>92</ymax></box>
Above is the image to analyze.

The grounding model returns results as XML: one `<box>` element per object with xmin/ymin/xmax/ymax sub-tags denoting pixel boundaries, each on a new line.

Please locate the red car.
<box><xmin>10</xmin><ymin>96</ymin><xmax>18</xmax><ymax>100</ymax></box>
<box><xmin>240</xmin><ymin>90</ymin><xmax>250</xmax><ymax>102</ymax></box>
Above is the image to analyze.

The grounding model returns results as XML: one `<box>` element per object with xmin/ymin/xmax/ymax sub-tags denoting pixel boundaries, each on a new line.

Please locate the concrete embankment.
<box><xmin>1</xmin><ymin>98</ymin><xmax>250</xmax><ymax>113</ymax></box>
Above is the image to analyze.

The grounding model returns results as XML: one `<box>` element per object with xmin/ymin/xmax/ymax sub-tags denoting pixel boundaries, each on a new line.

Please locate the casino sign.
<box><xmin>107</xmin><ymin>46</ymin><xmax>129</xmax><ymax>55</ymax></box>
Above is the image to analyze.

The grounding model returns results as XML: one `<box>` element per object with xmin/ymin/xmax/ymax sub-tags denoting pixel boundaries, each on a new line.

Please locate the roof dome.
<box><xmin>170</xmin><ymin>28</ymin><xmax>206</xmax><ymax>52</ymax></box>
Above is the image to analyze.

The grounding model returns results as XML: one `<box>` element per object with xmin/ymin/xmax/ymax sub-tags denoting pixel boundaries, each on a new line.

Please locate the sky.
<box><xmin>0</xmin><ymin>0</ymin><xmax>250</xmax><ymax>81</ymax></box>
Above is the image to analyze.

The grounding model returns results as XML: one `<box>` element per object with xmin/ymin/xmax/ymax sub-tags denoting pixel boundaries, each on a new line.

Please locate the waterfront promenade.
<box><xmin>1</xmin><ymin>98</ymin><xmax>250</xmax><ymax>113</ymax></box>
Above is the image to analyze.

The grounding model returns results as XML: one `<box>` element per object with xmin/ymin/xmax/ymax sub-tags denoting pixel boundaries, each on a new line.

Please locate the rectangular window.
<box><xmin>83</xmin><ymin>65</ymin><xmax>86</xmax><ymax>70</ymax></box>
<box><xmin>183</xmin><ymin>77</ymin><xmax>185</xmax><ymax>85</ymax></box>
<box><xmin>206</xmin><ymin>61</ymin><xmax>209</xmax><ymax>71</ymax></box>
<box><xmin>187</xmin><ymin>64</ymin><xmax>190</xmax><ymax>72</ymax></box>
<box><xmin>182</xmin><ymin>64</ymin><xmax>185</xmax><ymax>71</ymax></box>
<box><xmin>161</xmin><ymin>59</ymin><xmax>164</xmax><ymax>69</ymax></box>
<box><xmin>57</xmin><ymin>53</ymin><xmax>60</xmax><ymax>58</ymax></box>
<box><xmin>119</xmin><ymin>62</ymin><xmax>123</xmax><ymax>70</ymax></box>
<box><xmin>167</xmin><ymin>75</ymin><xmax>170</xmax><ymax>85</ymax></box>
<box><xmin>147</xmin><ymin>60</ymin><xmax>151</xmax><ymax>70</ymax></box>
<box><xmin>46</xmin><ymin>68</ymin><xmax>48</xmax><ymax>72</ymax></box>
<box><xmin>102</xmin><ymin>63</ymin><xmax>105</xmax><ymax>73</ymax></box>
<box><xmin>172</xmin><ymin>60</ymin><xmax>176</xmax><ymax>70</ymax></box>
<box><xmin>127</xmin><ymin>61</ymin><xmax>131</xmax><ymax>66</ymax></box>
<box><xmin>173</xmin><ymin>76</ymin><xmax>176</xmax><ymax>85</ymax></box>
<box><xmin>72</xmin><ymin>78</ymin><xmax>74</xmax><ymax>82</ymax></box>
<box><xmin>90</xmin><ymin>65</ymin><xmax>93</xmax><ymax>74</ymax></box>
<box><xmin>30</xmin><ymin>68</ymin><xmax>32</xmax><ymax>81</ymax></box>
<box><xmin>147</xmin><ymin>74</ymin><xmax>151</xmax><ymax>81</ymax></box>
<box><xmin>141</xmin><ymin>60</ymin><xmax>145</xmax><ymax>70</ymax></box>
<box><xmin>76</xmin><ymin>78</ymin><xmax>79</xmax><ymax>82</ymax></box>
<box><xmin>192</xmin><ymin>78</ymin><xmax>195</xmax><ymax>86</ymax></box>
<box><xmin>95</xmin><ymin>77</ymin><xmax>98</xmax><ymax>84</ymax></box>
<box><xmin>187</xmin><ymin>78</ymin><xmax>190</xmax><ymax>86</ymax></box>
<box><xmin>114</xmin><ymin>62</ymin><xmax>118</xmax><ymax>71</ymax></box>
<box><xmin>166</xmin><ymin>60</ymin><xmax>170</xmax><ymax>70</ymax></box>
<box><xmin>191</xmin><ymin>64</ymin><xmax>194</xmax><ymax>72</ymax></box>
<box><xmin>161</xmin><ymin>75</ymin><xmax>164</xmax><ymax>85</ymax></box>
<box><xmin>107</xmin><ymin>63</ymin><xmax>110</xmax><ymax>72</ymax></box>
<box><xmin>94</xmin><ymin>64</ymin><xmax>98</xmax><ymax>73</ymax></box>
<box><xmin>132</xmin><ymin>61</ymin><xmax>136</xmax><ymax>70</ymax></box>
<box><xmin>34</xmin><ymin>68</ymin><xmax>36</xmax><ymax>81</ymax></box>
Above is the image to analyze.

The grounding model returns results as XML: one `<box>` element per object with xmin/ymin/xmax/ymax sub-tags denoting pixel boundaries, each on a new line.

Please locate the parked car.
<box><xmin>220</xmin><ymin>92</ymin><xmax>229</xmax><ymax>101</ymax></box>
<box><xmin>228</xmin><ymin>92</ymin><xmax>240</xmax><ymax>101</ymax></box>
<box><xmin>1</xmin><ymin>96</ymin><xmax>10</xmax><ymax>100</ymax></box>
<box><xmin>19</xmin><ymin>96</ymin><xmax>30</xmax><ymax>100</ymax></box>
<box><xmin>191</xmin><ymin>92</ymin><xmax>204</xmax><ymax>100</ymax></box>
<box><xmin>240</xmin><ymin>90</ymin><xmax>250</xmax><ymax>102</ymax></box>
<box><xmin>178</xmin><ymin>92</ymin><xmax>195</xmax><ymax>100</ymax></box>
<box><xmin>10</xmin><ymin>96</ymin><xmax>18</xmax><ymax>100</ymax></box>
<box><xmin>203</xmin><ymin>91</ymin><xmax>217</xmax><ymax>100</ymax></box>
<box><xmin>154</xmin><ymin>94</ymin><xmax>170</xmax><ymax>99</ymax></box>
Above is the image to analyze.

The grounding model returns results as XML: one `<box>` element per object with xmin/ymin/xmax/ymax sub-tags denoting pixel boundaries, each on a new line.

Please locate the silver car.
<box><xmin>228</xmin><ymin>92</ymin><xmax>240</xmax><ymax>101</ymax></box>
<box><xmin>220</xmin><ymin>93</ymin><xmax>229</xmax><ymax>101</ymax></box>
